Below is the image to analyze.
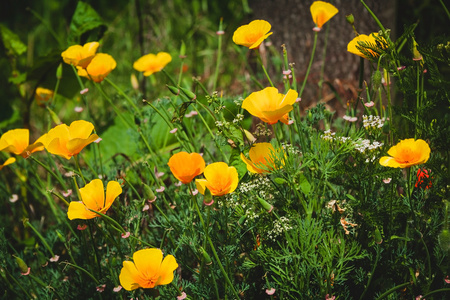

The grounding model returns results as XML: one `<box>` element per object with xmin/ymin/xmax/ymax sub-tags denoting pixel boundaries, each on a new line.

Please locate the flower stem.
<box><xmin>104</xmin><ymin>77</ymin><xmax>141</xmax><ymax>115</ymax></box>
<box><xmin>299</xmin><ymin>31</ymin><xmax>318</xmax><ymax>98</ymax></box>
<box><xmin>23</xmin><ymin>219</ymin><xmax>55</xmax><ymax>257</ymax></box>
<box><xmin>74</xmin><ymin>155</ymin><xmax>86</xmax><ymax>185</ymax></box>
<box><xmin>257</xmin><ymin>51</ymin><xmax>274</xmax><ymax>87</ymax></box>
<box><xmin>29</xmin><ymin>156</ymin><xmax>68</xmax><ymax>191</ymax></box>
<box><xmin>212</xmin><ymin>18</ymin><xmax>224</xmax><ymax>91</ymax></box>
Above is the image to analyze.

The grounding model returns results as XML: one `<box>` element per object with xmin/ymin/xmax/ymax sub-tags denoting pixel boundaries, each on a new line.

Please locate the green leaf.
<box><xmin>298</xmin><ymin>173</ymin><xmax>311</xmax><ymax>195</ymax></box>
<box><xmin>229</xmin><ymin>147</ymin><xmax>247</xmax><ymax>180</ymax></box>
<box><xmin>68</xmin><ymin>1</ymin><xmax>107</xmax><ymax>44</ymax></box>
<box><xmin>0</xmin><ymin>24</ymin><xmax>27</xmax><ymax>56</ymax></box>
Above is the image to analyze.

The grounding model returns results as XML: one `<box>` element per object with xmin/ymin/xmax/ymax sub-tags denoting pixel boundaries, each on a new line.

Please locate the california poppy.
<box><xmin>232</xmin><ymin>20</ymin><xmax>273</xmax><ymax>49</ymax></box>
<box><xmin>240</xmin><ymin>143</ymin><xmax>282</xmax><ymax>173</ymax></box>
<box><xmin>133</xmin><ymin>52</ymin><xmax>172</xmax><ymax>76</ymax></box>
<box><xmin>310</xmin><ymin>1</ymin><xmax>339</xmax><ymax>29</ymax></box>
<box><xmin>77</xmin><ymin>53</ymin><xmax>117</xmax><ymax>83</ymax></box>
<box><xmin>379</xmin><ymin>139</ymin><xmax>430</xmax><ymax>168</ymax></box>
<box><xmin>195</xmin><ymin>162</ymin><xmax>239</xmax><ymax>196</ymax></box>
<box><xmin>168</xmin><ymin>152</ymin><xmax>205</xmax><ymax>184</ymax></box>
<box><xmin>0</xmin><ymin>129</ymin><xmax>45</xmax><ymax>158</ymax></box>
<box><xmin>61</xmin><ymin>42</ymin><xmax>100</xmax><ymax>68</ymax></box>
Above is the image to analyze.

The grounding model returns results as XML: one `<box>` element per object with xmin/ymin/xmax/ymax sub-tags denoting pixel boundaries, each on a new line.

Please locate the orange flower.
<box><xmin>0</xmin><ymin>157</ymin><xmax>16</xmax><ymax>171</ymax></box>
<box><xmin>41</xmin><ymin>120</ymin><xmax>99</xmax><ymax>160</ymax></box>
<box><xmin>67</xmin><ymin>179</ymin><xmax>122</xmax><ymax>220</ymax></box>
<box><xmin>0</xmin><ymin>129</ymin><xmax>45</xmax><ymax>158</ymax></box>
<box><xmin>35</xmin><ymin>87</ymin><xmax>54</xmax><ymax>107</ymax></box>
<box><xmin>379</xmin><ymin>139</ymin><xmax>430</xmax><ymax>168</ymax></box>
<box><xmin>242</xmin><ymin>87</ymin><xmax>298</xmax><ymax>124</ymax></box>
<box><xmin>240</xmin><ymin>143</ymin><xmax>282</xmax><ymax>174</ymax></box>
<box><xmin>232</xmin><ymin>20</ymin><xmax>273</xmax><ymax>49</ymax></box>
<box><xmin>119</xmin><ymin>248</ymin><xmax>178</xmax><ymax>291</ymax></box>
<box><xmin>77</xmin><ymin>53</ymin><xmax>117</xmax><ymax>82</ymax></box>
<box><xmin>347</xmin><ymin>32</ymin><xmax>387</xmax><ymax>60</ymax></box>
<box><xmin>168</xmin><ymin>152</ymin><xmax>205</xmax><ymax>184</ymax></box>
<box><xmin>195</xmin><ymin>162</ymin><xmax>239</xmax><ymax>196</ymax></box>
<box><xmin>61</xmin><ymin>42</ymin><xmax>100</xmax><ymax>68</ymax></box>
<box><xmin>133</xmin><ymin>52</ymin><xmax>172</xmax><ymax>76</ymax></box>
<box><xmin>310</xmin><ymin>1</ymin><xmax>339</xmax><ymax>29</ymax></box>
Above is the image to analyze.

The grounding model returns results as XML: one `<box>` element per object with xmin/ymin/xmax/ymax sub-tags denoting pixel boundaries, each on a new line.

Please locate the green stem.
<box><xmin>105</xmin><ymin>77</ymin><xmax>141</xmax><ymax>115</ymax></box>
<box><xmin>74</xmin><ymin>155</ymin><xmax>86</xmax><ymax>185</ymax></box>
<box><xmin>29</xmin><ymin>156</ymin><xmax>67</xmax><ymax>191</ymax></box>
<box><xmin>59</xmin><ymin>261</ymin><xmax>99</xmax><ymax>284</ymax></box>
<box><xmin>299</xmin><ymin>31</ymin><xmax>318</xmax><ymax>97</ymax></box>
<box><xmin>359</xmin><ymin>245</ymin><xmax>381</xmax><ymax>300</ymax></box>
<box><xmin>212</xmin><ymin>18</ymin><xmax>224</xmax><ymax>91</ymax></box>
<box><xmin>376</xmin><ymin>282</ymin><xmax>410</xmax><ymax>299</ymax></box>
<box><xmin>439</xmin><ymin>0</ymin><xmax>450</xmax><ymax>19</ymax></box>
<box><xmin>24</xmin><ymin>220</ymin><xmax>55</xmax><ymax>257</ymax></box>
<box><xmin>422</xmin><ymin>288</ymin><xmax>450</xmax><ymax>299</ymax></box>
<box><xmin>257</xmin><ymin>51</ymin><xmax>274</xmax><ymax>87</ymax></box>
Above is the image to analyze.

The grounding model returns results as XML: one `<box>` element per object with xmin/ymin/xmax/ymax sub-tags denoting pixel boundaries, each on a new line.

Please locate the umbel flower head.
<box><xmin>232</xmin><ymin>20</ymin><xmax>273</xmax><ymax>49</ymax></box>
<box><xmin>195</xmin><ymin>162</ymin><xmax>239</xmax><ymax>196</ymax></box>
<box><xmin>133</xmin><ymin>52</ymin><xmax>172</xmax><ymax>76</ymax></box>
<box><xmin>41</xmin><ymin>120</ymin><xmax>99</xmax><ymax>160</ymax></box>
<box><xmin>35</xmin><ymin>87</ymin><xmax>54</xmax><ymax>107</ymax></box>
<box><xmin>242</xmin><ymin>87</ymin><xmax>298</xmax><ymax>125</ymax></box>
<box><xmin>347</xmin><ymin>32</ymin><xmax>388</xmax><ymax>60</ymax></box>
<box><xmin>379</xmin><ymin>138</ymin><xmax>430</xmax><ymax>168</ymax></box>
<box><xmin>0</xmin><ymin>129</ymin><xmax>45</xmax><ymax>158</ymax></box>
<box><xmin>240</xmin><ymin>143</ymin><xmax>283</xmax><ymax>174</ymax></box>
<box><xmin>119</xmin><ymin>248</ymin><xmax>178</xmax><ymax>291</ymax></box>
<box><xmin>168</xmin><ymin>151</ymin><xmax>205</xmax><ymax>184</ymax></box>
<box><xmin>67</xmin><ymin>179</ymin><xmax>122</xmax><ymax>220</ymax></box>
<box><xmin>310</xmin><ymin>1</ymin><xmax>339</xmax><ymax>29</ymax></box>
<box><xmin>77</xmin><ymin>53</ymin><xmax>117</xmax><ymax>82</ymax></box>
<box><xmin>61</xmin><ymin>41</ymin><xmax>100</xmax><ymax>68</ymax></box>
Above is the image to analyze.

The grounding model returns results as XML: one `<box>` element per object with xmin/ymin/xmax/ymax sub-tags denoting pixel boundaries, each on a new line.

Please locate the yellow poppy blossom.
<box><xmin>242</xmin><ymin>87</ymin><xmax>298</xmax><ymax>125</ymax></box>
<box><xmin>119</xmin><ymin>248</ymin><xmax>178</xmax><ymax>291</ymax></box>
<box><xmin>232</xmin><ymin>20</ymin><xmax>273</xmax><ymax>49</ymax></box>
<box><xmin>35</xmin><ymin>87</ymin><xmax>54</xmax><ymax>107</ymax></box>
<box><xmin>133</xmin><ymin>52</ymin><xmax>172</xmax><ymax>76</ymax></box>
<box><xmin>168</xmin><ymin>151</ymin><xmax>205</xmax><ymax>184</ymax></box>
<box><xmin>310</xmin><ymin>1</ymin><xmax>339</xmax><ymax>29</ymax></box>
<box><xmin>0</xmin><ymin>157</ymin><xmax>16</xmax><ymax>171</ymax></box>
<box><xmin>347</xmin><ymin>32</ymin><xmax>387</xmax><ymax>60</ymax></box>
<box><xmin>240</xmin><ymin>143</ymin><xmax>283</xmax><ymax>174</ymax></box>
<box><xmin>0</xmin><ymin>129</ymin><xmax>45</xmax><ymax>158</ymax></box>
<box><xmin>379</xmin><ymin>139</ymin><xmax>430</xmax><ymax>168</ymax></box>
<box><xmin>195</xmin><ymin>162</ymin><xmax>239</xmax><ymax>196</ymax></box>
<box><xmin>67</xmin><ymin>179</ymin><xmax>122</xmax><ymax>220</ymax></box>
<box><xmin>41</xmin><ymin>120</ymin><xmax>99</xmax><ymax>160</ymax></box>
<box><xmin>61</xmin><ymin>42</ymin><xmax>100</xmax><ymax>68</ymax></box>
<box><xmin>77</xmin><ymin>53</ymin><xmax>117</xmax><ymax>82</ymax></box>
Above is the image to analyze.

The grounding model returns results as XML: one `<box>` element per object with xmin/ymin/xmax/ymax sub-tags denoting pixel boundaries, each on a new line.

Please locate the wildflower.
<box><xmin>347</xmin><ymin>32</ymin><xmax>387</xmax><ymax>60</ymax></box>
<box><xmin>133</xmin><ymin>52</ymin><xmax>172</xmax><ymax>76</ymax></box>
<box><xmin>0</xmin><ymin>129</ymin><xmax>45</xmax><ymax>158</ymax></box>
<box><xmin>0</xmin><ymin>157</ymin><xmax>16</xmax><ymax>171</ymax></box>
<box><xmin>77</xmin><ymin>53</ymin><xmax>117</xmax><ymax>82</ymax></box>
<box><xmin>9</xmin><ymin>194</ymin><xmax>19</xmax><ymax>203</ymax></box>
<box><xmin>67</xmin><ymin>179</ymin><xmax>122</xmax><ymax>220</ymax></box>
<box><xmin>49</xmin><ymin>255</ymin><xmax>60</xmax><ymax>262</ymax></box>
<box><xmin>266</xmin><ymin>288</ymin><xmax>276</xmax><ymax>295</ymax></box>
<box><xmin>168</xmin><ymin>152</ymin><xmax>205</xmax><ymax>184</ymax></box>
<box><xmin>379</xmin><ymin>139</ymin><xmax>430</xmax><ymax>168</ymax></box>
<box><xmin>61</xmin><ymin>41</ymin><xmax>100</xmax><ymax>68</ymax></box>
<box><xmin>310</xmin><ymin>1</ymin><xmax>339</xmax><ymax>30</ymax></box>
<box><xmin>96</xmin><ymin>284</ymin><xmax>106</xmax><ymax>293</ymax></box>
<box><xmin>113</xmin><ymin>286</ymin><xmax>122</xmax><ymax>292</ymax></box>
<box><xmin>242</xmin><ymin>87</ymin><xmax>298</xmax><ymax>124</ymax></box>
<box><xmin>121</xmin><ymin>232</ymin><xmax>131</xmax><ymax>239</ymax></box>
<box><xmin>40</xmin><ymin>120</ymin><xmax>99</xmax><ymax>160</ymax></box>
<box><xmin>240</xmin><ymin>143</ymin><xmax>282</xmax><ymax>173</ymax></box>
<box><xmin>232</xmin><ymin>20</ymin><xmax>273</xmax><ymax>49</ymax></box>
<box><xmin>340</xmin><ymin>217</ymin><xmax>357</xmax><ymax>234</ymax></box>
<box><xmin>383</xmin><ymin>178</ymin><xmax>392</xmax><ymax>184</ymax></box>
<box><xmin>119</xmin><ymin>248</ymin><xmax>178</xmax><ymax>290</ymax></box>
<box><xmin>364</xmin><ymin>101</ymin><xmax>375</xmax><ymax>107</ymax></box>
<box><xmin>415</xmin><ymin>168</ymin><xmax>432</xmax><ymax>189</ymax></box>
<box><xmin>35</xmin><ymin>87</ymin><xmax>54</xmax><ymax>107</ymax></box>
<box><xmin>77</xmin><ymin>224</ymin><xmax>88</xmax><ymax>230</ymax></box>
<box><xmin>195</xmin><ymin>162</ymin><xmax>239</xmax><ymax>196</ymax></box>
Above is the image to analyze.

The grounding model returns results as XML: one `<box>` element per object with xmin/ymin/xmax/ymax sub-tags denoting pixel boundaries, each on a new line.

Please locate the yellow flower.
<box><xmin>35</xmin><ymin>87</ymin><xmax>54</xmax><ymax>107</ymax></box>
<box><xmin>0</xmin><ymin>129</ymin><xmax>45</xmax><ymax>158</ymax></box>
<box><xmin>77</xmin><ymin>53</ymin><xmax>117</xmax><ymax>82</ymax></box>
<box><xmin>195</xmin><ymin>162</ymin><xmax>239</xmax><ymax>196</ymax></box>
<box><xmin>232</xmin><ymin>20</ymin><xmax>273</xmax><ymax>49</ymax></box>
<box><xmin>133</xmin><ymin>52</ymin><xmax>172</xmax><ymax>76</ymax></box>
<box><xmin>0</xmin><ymin>157</ymin><xmax>16</xmax><ymax>171</ymax></box>
<box><xmin>41</xmin><ymin>120</ymin><xmax>99</xmax><ymax>160</ymax></box>
<box><xmin>61</xmin><ymin>42</ymin><xmax>100</xmax><ymax>68</ymax></box>
<box><xmin>310</xmin><ymin>1</ymin><xmax>339</xmax><ymax>29</ymax></box>
<box><xmin>67</xmin><ymin>179</ymin><xmax>122</xmax><ymax>220</ymax></box>
<box><xmin>347</xmin><ymin>33</ymin><xmax>387</xmax><ymax>60</ymax></box>
<box><xmin>379</xmin><ymin>139</ymin><xmax>430</xmax><ymax>168</ymax></box>
<box><xmin>242</xmin><ymin>87</ymin><xmax>298</xmax><ymax>125</ymax></box>
<box><xmin>240</xmin><ymin>143</ymin><xmax>283</xmax><ymax>174</ymax></box>
<box><xmin>168</xmin><ymin>152</ymin><xmax>205</xmax><ymax>184</ymax></box>
<box><xmin>119</xmin><ymin>248</ymin><xmax>178</xmax><ymax>291</ymax></box>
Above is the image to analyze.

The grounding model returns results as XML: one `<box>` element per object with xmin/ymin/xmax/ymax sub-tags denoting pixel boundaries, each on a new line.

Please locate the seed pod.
<box><xmin>179</xmin><ymin>86</ymin><xmax>196</xmax><ymax>101</ymax></box>
<box><xmin>374</xmin><ymin>227</ymin><xmax>383</xmax><ymax>244</ymax></box>
<box><xmin>13</xmin><ymin>256</ymin><xmax>29</xmax><ymax>274</ymax></box>
<box><xmin>257</xmin><ymin>196</ymin><xmax>273</xmax><ymax>213</ymax></box>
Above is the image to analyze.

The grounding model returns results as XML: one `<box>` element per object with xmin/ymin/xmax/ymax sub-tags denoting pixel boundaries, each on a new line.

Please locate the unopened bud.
<box><xmin>143</xmin><ymin>183</ymin><xmax>156</xmax><ymax>202</ymax></box>
<box><xmin>130</xmin><ymin>73</ymin><xmax>139</xmax><ymax>90</ymax></box>
<box><xmin>166</xmin><ymin>85</ymin><xmax>180</xmax><ymax>96</ymax></box>
<box><xmin>56</xmin><ymin>230</ymin><xmax>66</xmax><ymax>243</ymax></box>
<box><xmin>203</xmin><ymin>188</ymin><xmax>213</xmax><ymax>206</ymax></box>
<box><xmin>46</xmin><ymin>107</ymin><xmax>62</xmax><ymax>125</ymax></box>
<box><xmin>14</xmin><ymin>256</ymin><xmax>29</xmax><ymax>274</ymax></box>
<box><xmin>345</xmin><ymin>14</ymin><xmax>354</xmax><ymax>25</ymax></box>
<box><xmin>199</xmin><ymin>247</ymin><xmax>212</xmax><ymax>265</ymax></box>
<box><xmin>244</xmin><ymin>129</ymin><xmax>256</xmax><ymax>143</ymax></box>
<box><xmin>374</xmin><ymin>227</ymin><xmax>383</xmax><ymax>244</ymax></box>
<box><xmin>257</xmin><ymin>196</ymin><xmax>273</xmax><ymax>213</ymax></box>
<box><xmin>179</xmin><ymin>86</ymin><xmax>196</xmax><ymax>101</ymax></box>
<box><xmin>238</xmin><ymin>215</ymin><xmax>247</xmax><ymax>226</ymax></box>
<box><xmin>56</xmin><ymin>63</ymin><xmax>63</xmax><ymax>79</ymax></box>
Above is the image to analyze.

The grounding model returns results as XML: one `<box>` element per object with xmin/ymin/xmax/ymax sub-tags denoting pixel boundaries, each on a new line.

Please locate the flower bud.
<box><xmin>143</xmin><ymin>183</ymin><xmax>156</xmax><ymax>202</ymax></box>
<box><xmin>46</xmin><ymin>107</ymin><xmax>62</xmax><ymax>125</ymax></box>
<box><xmin>56</xmin><ymin>230</ymin><xmax>66</xmax><ymax>243</ymax></box>
<box><xmin>199</xmin><ymin>247</ymin><xmax>212</xmax><ymax>265</ymax></box>
<box><xmin>238</xmin><ymin>215</ymin><xmax>247</xmax><ymax>226</ymax></box>
<box><xmin>257</xmin><ymin>196</ymin><xmax>273</xmax><ymax>213</ymax></box>
<box><xmin>203</xmin><ymin>188</ymin><xmax>214</xmax><ymax>206</ymax></box>
<box><xmin>14</xmin><ymin>255</ymin><xmax>29</xmax><ymax>274</ymax></box>
<box><xmin>56</xmin><ymin>63</ymin><xmax>63</xmax><ymax>79</ymax></box>
<box><xmin>166</xmin><ymin>85</ymin><xmax>180</xmax><ymax>96</ymax></box>
<box><xmin>374</xmin><ymin>227</ymin><xmax>383</xmax><ymax>244</ymax></box>
<box><xmin>179</xmin><ymin>86</ymin><xmax>196</xmax><ymax>101</ymax></box>
<box><xmin>345</xmin><ymin>14</ymin><xmax>354</xmax><ymax>25</ymax></box>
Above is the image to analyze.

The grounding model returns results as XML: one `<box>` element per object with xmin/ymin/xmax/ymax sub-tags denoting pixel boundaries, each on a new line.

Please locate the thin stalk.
<box><xmin>422</xmin><ymin>288</ymin><xmax>450</xmax><ymax>299</ymax></box>
<box><xmin>104</xmin><ymin>77</ymin><xmax>141</xmax><ymax>115</ymax></box>
<box><xmin>359</xmin><ymin>245</ymin><xmax>381</xmax><ymax>300</ymax></box>
<box><xmin>318</xmin><ymin>22</ymin><xmax>331</xmax><ymax>100</ymax></box>
<box><xmin>212</xmin><ymin>18</ymin><xmax>224</xmax><ymax>91</ymax></box>
<box><xmin>74</xmin><ymin>155</ymin><xmax>86</xmax><ymax>185</ymax></box>
<box><xmin>29</xmin><ymin>156</ymin><xmax>67</xmax><ymax>191</ymax></box>
<box><xmin>24</xmin><ymin>220</ymin><xmax>55</xmax><ymax>257</ymax></box>
<box><xmin>60</xmin><ymin>261</ymin><xmax>99</xmax><ymax>284</ymax></box>
<box><xmin>257</xmin><ymin>51</ymin><xmax>274</xmax><ymax>87</ymax></box>
<box><xmin>376</xmin><ymin>282</ymin><xmax>410</xmax><ymax>299</ymax></box>
<box><xmin>26</xmin><ymin>8</ymin><xmax>63</xmax><ymax>47</ymax></box>
<box><xmin>439</xmin><ymin>0</ymin><xmax>450</xmax><ymax>19</ymax></box>
<box><xmin>299</xmin><ymin>31</ymin><xmax>318</xmax><ymax>98</ymax></box>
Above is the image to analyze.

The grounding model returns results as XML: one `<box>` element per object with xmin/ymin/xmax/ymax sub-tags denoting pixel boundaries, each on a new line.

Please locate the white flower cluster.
<box><xmin>363</xmin><ymin>115</ymin><xmax>386</xmax><ymax>130</ymax></box>
<box><xmin>234</xmin><ymin>97</ymin><xmax>243</xmax><ymax>106</ymax></box>
<box><xmin>233</xmin><ymin>114</ymin><xmax>244</xmax><ymax>124</ymax></box>
<box><xmin>239</xmin><ymin>175</ymin><xmax>274</xmax><ymax>196</ymax></box>
<box><xmin>353</xmin><ymin>138</ymin><xmax>384</xmax><ymax>153</ymax></box>
<box><xmin>321</xmin><ymin>130</ymin><xmax>350</xmax><ymax>143</ymax></box>
<box><xmin>281</xmin><ymin>143</ymin><xmax>301</xmax><ymax>155</ymax></box>
<box><xmin>267</xmin><ymin>216</ymin><xmax>293</xmax><ymax>241</ymax></box>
